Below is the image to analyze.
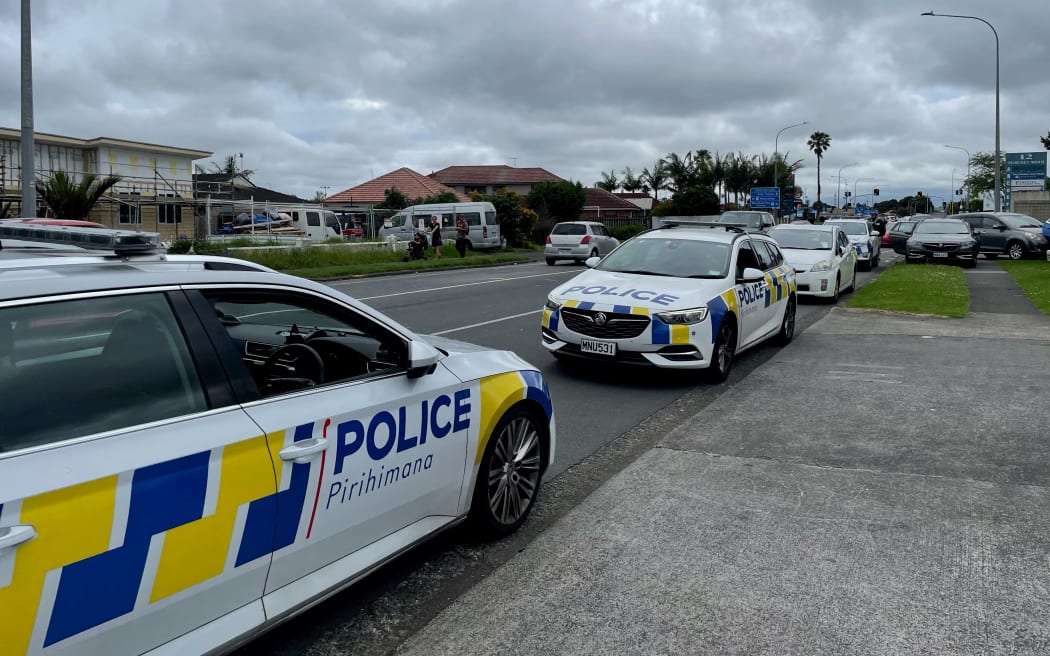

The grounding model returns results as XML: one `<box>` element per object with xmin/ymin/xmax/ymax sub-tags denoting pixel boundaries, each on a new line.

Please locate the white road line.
<box><xmin>354</xmin><ymin>271</ymin><xmax>576</xmax><ymax>301</ymax></box>
<box><xmin>431</xmin><ymin>310</ymin><xmax>542</xmax><ymax>335</ymax></box>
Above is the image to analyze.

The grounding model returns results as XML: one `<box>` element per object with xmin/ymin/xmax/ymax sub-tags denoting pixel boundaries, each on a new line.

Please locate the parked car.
<box><xmin>541</xmin><ymin>221</ymin><xmax>796</xmax><ymax>380</ymax></box>
<box><xmin>887</xmin><ymin>220</ymin><xmax>918</xmax><ymax>254</ymax></box>
<box><xmin>824</xmin><ymin>218</ymin><xmax>881</xmax><ymax>270</ymax></box>
<box><xmin>713</xmin><ymin>211</ymin><xmax>776</xmax><ymax>233</ymax></box>
<box><xmin>955</xmin><ymin>212</ymin><xmax>1049</xmax><ymax>260</ymax></box>
<box><xmin>0</xmin><ymin>221</ymin><xmax>555</xmax><ymax>656</ymax></box>
<box><xmin>767</xmin><ymin>224</ymin><xmax>857</xmax><ymax>303</ymax></box>
<box><xmin>905</xmin><ymin>218</ymin><xmax>979</xmax><ymax>267</ymax></box>
<box><xmin>544</xmin><ymin>221</ymin><xmax>619</xmax><ymax>265</ymax></box>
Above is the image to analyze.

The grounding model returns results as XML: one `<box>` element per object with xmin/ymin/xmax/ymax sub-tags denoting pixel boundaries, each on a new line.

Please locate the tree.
<box><xmin>36</xmin><ymin>171</ymin><xmax>123</xmax><ymax>220</ymax></box>
<box><xmin>962</xmin><ymin>152</ymin><xmax>1004</xmax><ymax>200</ymax></box>
<box><xmin>806</xmin><ymin>131</ymin><xmax>831</xmax><ymax>211</ymax></box>
<box><xmin>471</xmin><ymin>188</ymin><xmax>535</xmax><ymax>247</ymax></box>
<box><xmin>663</xmin><ymin>152</ymin><xmax>696</xmax><ymax>193</ymax></box>
<box><xmin>376</xmin><ymin>186</ymin><xmax>408</xmax><ymax>210</ymax></box>
<box><xmin>620</xmin><ymin>166</ymin><xmax>643</xmax><ymax>193</ymax></box>
<box><xmin>595</xmin><ymin>170</ymin><xmax>619</xmax><ymax>192</ymax></box>
<box><xmin>652</xmin><ymin>186</ymin><xmax>720</xmax><ymax>217</ymax></box>
<box><xmin>210</xmin><ymin>154</ymin><xmax>254</xmax><ymax>180</ymax></box>
<box><xmin>415</xmin><ymin>191</ymin><xmax>459</xmax><ymax>205</ymax></box>
<box><xmin>641</xmin><ymin>159</ymin><xmax>668</xmax><ymax>201</ymax></box>
<box><xmin>1041</xmin><ymin>131</ymin><xmax>1050</xmax><ymax>150</ymax></box>
<box><xmin>526</xmin><ymin>180</ymin><xmax>586</xmax><ymax>223</ymax></box>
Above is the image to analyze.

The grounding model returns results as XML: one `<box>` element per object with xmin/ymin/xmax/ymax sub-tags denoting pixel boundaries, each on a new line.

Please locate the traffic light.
<box><xmin>874</xmin><ymin>188</ymin><xmax>880</xmax><ymax>196</ymax></box>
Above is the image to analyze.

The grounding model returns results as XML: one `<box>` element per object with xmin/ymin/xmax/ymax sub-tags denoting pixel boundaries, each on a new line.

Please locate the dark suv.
<box><xmin>955</xmin><ymin>212</ymin><xmax>1049</xmax><ymax>260</ymax></box>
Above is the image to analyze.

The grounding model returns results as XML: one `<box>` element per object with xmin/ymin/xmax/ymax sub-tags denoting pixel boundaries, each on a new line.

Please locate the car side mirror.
<box><xmin>737</xmin><ymin>267</ymin><xmax>765</xmax><ymax>283</ymax></box>
<box><xmin>585</xmin><ymin>256</ymin><xmax>600</xmax><ymax>268</ymax></box>
<box><xmin>996</xmin><ymin>224</ymin><xmax>1007</xmax><ymax>231</ymax></box>
<box><xmin>869</xmin><ymin>231</ymin><xmax>879</xmax><ymax>237</ymax></box>
<box><xmin>407</xmin><ymin>340</ymin><xmax>441</xmax><ymax>378</ymax></box>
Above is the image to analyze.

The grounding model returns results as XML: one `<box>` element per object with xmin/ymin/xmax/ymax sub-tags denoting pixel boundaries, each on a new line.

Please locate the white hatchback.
<box><xmin>767</xmin><ymin>224</ymin><xmax>857</xmax><ymax>302</ymax></box>
<box><xmin>545</xmin><ymin>221</ymin><xmax>620</xmax><ymax>265</ymax></box>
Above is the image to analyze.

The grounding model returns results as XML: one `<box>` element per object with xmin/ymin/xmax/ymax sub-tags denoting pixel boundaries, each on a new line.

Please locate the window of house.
<box><xmin>0</xmin><ymin>293</ymin><xmax>208</xmax><ymax>453</ymax></box>
<box><xmin>119</xmin><ymin>194</ymin><xmax>142</xmax><ymax>224</ymax></box>
<box><xmin>159</xmin><ymin>194</ymin><xmax>181</xmax><ymax>224</ymax></box>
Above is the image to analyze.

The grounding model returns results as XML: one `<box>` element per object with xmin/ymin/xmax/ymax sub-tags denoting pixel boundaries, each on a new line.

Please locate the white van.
<box><xmin>215</xmin><ymin>204</ymin><xmax>342</xmax><ymax>242</ymax></box>
<box><xmin>378</xmin><ymin>202</ymin><xmax>501</xmax><ymax>251</ymax></box>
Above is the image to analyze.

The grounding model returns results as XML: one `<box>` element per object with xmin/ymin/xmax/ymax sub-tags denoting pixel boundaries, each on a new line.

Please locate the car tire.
<box><xmin>872</xmin><ymin>251</ymin><xmax>879</xmax><ymax>268</ymax></box>
<box><xmin>964</xmin><ymin>258</ymin><xmax>978</xmax><ymax>269</ymax></box>
<box><xmin>860</xmin><ymin>259</ymin><xmax>872</xmax><ymax>272</ymax></box>
<box><xmin>545</xmin><ymin>257</ymin><xmax>556</xmax><ymax>266</ymax></box>
<box><xmin>469</xmin><ymin>406</ymin><xmax>545</xmax><ymax>538</ymax></box>
<box><xmin>705</xmin><ymin>318</ymin><xmax>736</xmax><ymax>383</ymax></box>
<box><xmin>774</xmin><ymin>296</ymin><xmax>796</xmax><ymax>346</ymax></box>
<box><xmin>830</xmin><ymin>273</ymin><xmax>841</xmax><ymax>304</ymax></box>
<box><xmin>1007</xmin><ymin>241</ymin><xmax>1025</xmax><ymax>260</ymax></box>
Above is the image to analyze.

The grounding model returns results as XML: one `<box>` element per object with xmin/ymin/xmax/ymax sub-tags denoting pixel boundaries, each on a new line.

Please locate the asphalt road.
<box><xmin>239</xmin><ymin>251</ymin><xmax>898</xmax><ymax>656</ymax></box>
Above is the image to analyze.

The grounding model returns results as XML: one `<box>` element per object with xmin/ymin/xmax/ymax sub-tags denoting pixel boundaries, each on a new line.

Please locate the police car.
<box><xmin>0</xmin><ymin>221</ymin><xmax>555</xmax><ymax>656</ymax></box>
<box><xmin>541</xmin><ymin>221</ymin><xmax>797</xmax><ymax>381</ymax></box>
<box><xmin>824</xmin><ymin>218</ymin><xmax>881</xmax><ymax>270</ymax></box>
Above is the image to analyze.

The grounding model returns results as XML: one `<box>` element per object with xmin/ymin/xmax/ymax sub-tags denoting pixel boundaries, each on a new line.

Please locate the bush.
<box><xmin>608</xmin><ymin>224</ymin><xmax>649</xmax><ymax>241</ymax></box>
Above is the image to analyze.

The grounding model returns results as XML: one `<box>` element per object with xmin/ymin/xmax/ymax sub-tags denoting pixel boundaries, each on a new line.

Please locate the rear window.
<box><xmin>457</xmin><ymin>212</ymin><xmax>481</xmax><ymax>226</ymax></box>
<box><xmin>486</xmin><ymin>210</ymin><xmax>498</xmax><ymax>225</ymax></box>
<box><xmin>552</xmin><ymin>223</ymin><xmax>587</xmax><ymax>236</ymax></box>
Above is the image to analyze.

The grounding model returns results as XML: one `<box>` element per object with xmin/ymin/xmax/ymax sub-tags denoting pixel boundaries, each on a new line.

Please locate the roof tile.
<box><xmin>430</xmin><ymin>165</ymin><xmax>563</xmax><ymax>186</ymax></box>
<box><xmin>326</xmin><ymin>168</ymin><xmax>467</xmax><ymax>204</ymax></box>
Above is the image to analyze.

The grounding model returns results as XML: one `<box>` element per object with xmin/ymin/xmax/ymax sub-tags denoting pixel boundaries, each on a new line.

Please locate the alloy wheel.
<box><xmin>1008</xmin><ymin>242</ymin><xmax>1024</xmax><ymax>260</ymax></box>
<box><xmin>487</xmin><ymin>416</ymin><xmax>542</xmax><ymax>525</ymax></box>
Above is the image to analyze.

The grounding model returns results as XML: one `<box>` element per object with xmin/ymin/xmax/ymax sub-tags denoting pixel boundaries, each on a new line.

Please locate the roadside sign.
<box><xmin>750</xmin><ymin>187</ymin><xmax>780</xmax><ymax>209</ymax></box>
<box><xmin>1010</xmin><ymin>178</ymin><xmax>1043</xmax><ymax>189</ymax></box>
<box><xmin>780</xmin><ymin>192</ymin><xmax>795</xmax><ymax>213</ymax></box>
<box><xmin>1006</xmin><ymin>152</ymin><xmax>1047</xmax><ymax>178</ymax></box>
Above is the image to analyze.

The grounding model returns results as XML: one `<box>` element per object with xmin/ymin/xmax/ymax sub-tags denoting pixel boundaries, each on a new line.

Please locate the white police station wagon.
<box><xmin>0</xmin><ymin>221</ymin><xmax>554</xmax><ymax>656</ymax></box>
<box><xmin>541</xmin><ymin>221</ymin><xmax>797</xmax><ymax>381</ymax></box>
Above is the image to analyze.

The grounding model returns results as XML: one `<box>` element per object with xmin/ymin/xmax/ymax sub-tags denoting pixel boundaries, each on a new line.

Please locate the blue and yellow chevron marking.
<box><xmin>475</xmin><ymin>371</ymin><xmax>551</xmax><ymax>465</ymax></box>
<box><xmin>706</xmin><ymin>288</ymin><xmax>740</xmax><ymax>344</ymax></box>
<box><xmin>0</xmin><ymin>427</ymin><xmax>317</xmax><ymax>651</ymax></box>
<box><xmin>541</xmin><ymin>308</ymin><xmax>560</xmax><ymax>331</ymax></box>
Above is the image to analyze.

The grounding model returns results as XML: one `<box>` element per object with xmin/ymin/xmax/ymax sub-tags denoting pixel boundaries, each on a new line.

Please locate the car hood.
<box><xmin>548</xmin><ymin>268</ymin><xmax>732</xmax><ymax>311</ymax></box>
<box><xmin>1018</xmin><ymin>226</ymin><xmax>1044</xmax><ymax>236</ymax></box>
<box><xmin>778</xmin><ymin>248</ymin><xmax>836</xmax><ymax>267</ymax></box>
<box><xmin>844</xmin><ymin>235</ymin><xmax>869</xmax><ymax>244</ymax></box>
<box><xmin>910</xmin><ymin>233</ymin><xmax>973</xmax><ymax>243</ymax></box>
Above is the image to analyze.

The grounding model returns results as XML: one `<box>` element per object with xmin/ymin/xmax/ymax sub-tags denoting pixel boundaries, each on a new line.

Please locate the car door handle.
<box><xmin>0</xmin><ymin>524</ymin><xmax>37</xmax><ymax>550</ymax></box>
<box><xmin>278</xmin><ymin>438</ymin><xmax>328</xmax><ymax>463</ymax></box>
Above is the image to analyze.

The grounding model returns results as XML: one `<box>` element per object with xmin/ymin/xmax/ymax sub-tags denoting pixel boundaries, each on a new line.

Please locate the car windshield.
<box><xmin>999</xmin><ymin>213</ymin><xmax>1042</xmax><ymax>229</ymax></box>
<box><xmin>827</xmin><ymin>222</ymin><xmax>868</xmax><ymax>236</ymax></box>
<box><xmin>597</xmin><ymin>237</ymin><xmax>731</xmax><ymax>278</ymax></box>
<box><xmin>767</xmin><ymin>227</ymin><xmax>833</xmax><ymax>250</ymax></box>
<box><xmin>893</xmin><ymin>222</ymin><xmax>916</xmax><ymax>233</ymax></box>
<box><xmin>914</xmin><ymin>221</ymin><xmax>969</xmax><ymax>235</ymax></box>
<box><xmin>717</xmin><ymin>212</ymin><xmax>762</xmax><ymax>229</ymax></box>
<box><xmin>552</xmin><ymin>223</ymin><xmax>587</xmax><ymax>236</ymax></box>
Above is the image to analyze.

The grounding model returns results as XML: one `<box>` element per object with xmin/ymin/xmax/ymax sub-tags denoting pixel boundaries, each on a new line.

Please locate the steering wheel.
<box><xmin>261</xmin><ymin>343</ymin><xmax>325</xmax><ymax>390</ymax></box>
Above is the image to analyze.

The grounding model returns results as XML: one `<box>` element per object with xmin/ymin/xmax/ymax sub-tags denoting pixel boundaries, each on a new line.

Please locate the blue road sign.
<box><xmin>750</xmin><ymin>187</ymin><xmax>780</xmax><ymax>209</ymax></box>
<box><xmin>1006</xmin><ymin>152</ymin><xmax>1047</xmax><ymax>178</ymax></box>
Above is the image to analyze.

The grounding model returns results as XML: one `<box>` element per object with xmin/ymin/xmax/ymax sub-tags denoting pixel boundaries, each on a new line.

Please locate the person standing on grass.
<box><xmin>429</xmin><ymin>215</ymin><xmax>443</xmax><ymax>260</ymax></box>
<box><xmin>455</xmin><ymin>215</ymin><xmax>469</xmax><ymax>257</ymax></box>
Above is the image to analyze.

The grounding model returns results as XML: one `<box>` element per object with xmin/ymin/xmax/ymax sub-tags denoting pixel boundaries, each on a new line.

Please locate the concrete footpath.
<box><xmin>398</xmin><ymin>306</ymin><xmax>1050</xmax><ymax>656</ymax></box>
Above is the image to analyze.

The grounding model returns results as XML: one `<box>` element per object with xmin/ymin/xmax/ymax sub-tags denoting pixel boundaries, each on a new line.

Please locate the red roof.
<box><xmin>584</xmin><ymin>188</ymin><xmax>645</xmax><ymax>210</ymax></box>
<box><xmin>326</xmin><ymin>167</ymin><xmax>467</xmax><ymax>204</ymax></box>
<box><xmin>429</xmin><ymin>165</ymin><xmax>563</xmax><ymax>186</ymax></box>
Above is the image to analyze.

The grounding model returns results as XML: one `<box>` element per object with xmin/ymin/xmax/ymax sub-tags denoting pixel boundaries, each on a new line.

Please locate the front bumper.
<box><xmin>540</xmin><ymin>305</ymin><xmax>715</xmax><ymax>370</ymax></box>
<box><xmin>793</xmin><ymin>269</ymin><xmax>838</xmax><ymax>297</ymax></box>
<box><xmin>906</xmin><ymin>243</ymin><xmax>978</xmax><ymax>263</ymax></box>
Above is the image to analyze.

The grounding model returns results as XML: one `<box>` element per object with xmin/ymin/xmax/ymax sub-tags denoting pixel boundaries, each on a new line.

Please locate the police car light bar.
<box><xmin>659</xmin><ymin>220</ymin><xmax>747</xmax><ymax>233</ymax></box>
<box><xmin>0</xmin><ymin>221</ymin><xmax>163</xmax><ymax>256</ymax></box>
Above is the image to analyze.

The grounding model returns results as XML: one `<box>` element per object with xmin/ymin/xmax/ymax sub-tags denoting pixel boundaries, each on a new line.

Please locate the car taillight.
<box><xmin>546</xmin><ymin>235</ymin><xmax>552</xmax><ymax>244</ymax></box>
<box><xmin>580</xmin><ymin>234</ymin><xmax>591</xmax><ymax>245</ymax></box>
<box><xmin>483</xmin><ymin>226</ymin><xmax>488</xmax><ymax>238</ymax></box>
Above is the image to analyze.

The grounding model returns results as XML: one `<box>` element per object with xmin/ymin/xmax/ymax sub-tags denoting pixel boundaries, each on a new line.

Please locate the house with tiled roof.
<box><xmin>615</xmin><ymin>192</ymin><xmax>655</xmax><ymax>212</ymax></box>
<box><xmin>583</xmin><ymin>188</ymin><xmax>647</xmax><ymax>224</ymax></box>
<box><xmin>325</xmin><ymin>167</ymin><xmax>467</xmax><ymax>206</ymax></box>
<box><xmin>429</xmin><ymin>165</ymin><xmax>563</xmax><ymax>197</ymax></box>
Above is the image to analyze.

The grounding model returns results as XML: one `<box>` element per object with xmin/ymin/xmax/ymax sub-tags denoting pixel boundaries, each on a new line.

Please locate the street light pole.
<box><xmin>774</xmin><ymin>121</ymin><xmax>808</xmax><ymax>191</ymax></box>
<box><xmin>944</xmin><ymin>144</ymin><xmax>971</xmax><ymax>208</ymax></box>
<box><xmin>836</xmin><ymin>162</ymin><xmax>858</xmax><ymax>209</ymax></box>
<box><xmin>923</xmin><ymin>12</ymin><xmax>1000</xmax><ymax>211</ymax></box>
<box><xmin>853</xmin><ymin>178</ymin><xmax>877</xmax><ymax>207</ymax></box>
<box><xmin>20</xmin><ymin>0</ymin><xmax>35</xmax><ymax>217</ymax></box>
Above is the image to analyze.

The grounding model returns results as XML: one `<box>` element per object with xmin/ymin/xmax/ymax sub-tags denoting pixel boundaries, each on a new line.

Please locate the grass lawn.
<box><xmin>844</xmin><ymin>263</ymin><xmax>970</xmax><ymax>318</ymax></box>
<box><xmin>235</xmin><ymin>243</ymin><xmax>529</xmax><ymax>278</ymax></box>
<box><xmin>997</xmin><ymin>260</ymin><xmax>1050</xmax><ymax>314</ymax></box>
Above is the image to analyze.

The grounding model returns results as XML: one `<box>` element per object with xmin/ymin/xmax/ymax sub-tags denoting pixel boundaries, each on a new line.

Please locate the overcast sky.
<box><xmin>2</xmin><ymin>0</ymin><xmax>1048</xmax><ymax>206</ymax></box>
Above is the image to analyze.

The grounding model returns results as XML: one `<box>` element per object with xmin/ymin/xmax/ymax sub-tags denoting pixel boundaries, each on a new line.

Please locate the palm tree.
<box><xmin>663</xmin><ymin>152</ymin><xmax>694</xmax><ymax>193</ymax></box>
<box><xmin>1041</xmin><ymin>131</ymin><xmax>1050</xmax><ymax>150</ymax></box>
<box><xmin>641</xmin><ymin>159</ymin><xmax>668</xmax><ymax>201</ymax></box>
<box><xmin>807</xmin><ymin>131</ymin><xmax>832</xmax><ymax>211</ymax></box>
<box><xmin>210</xmin><ymin>154</ymin><xmax>254</xmax><ymax>180</ymax></box>
<box><xmin>620</xmin><ymin>166</ymin><xmax>643</xmax><ymax>193</ymax></box>
<box><xmin>596</xmin><ymin>170</ymin><xmax>620</xmax><ymax>192</ymax></box>
<box><xmin>36</xmin><ymin>171</ymin><xmax>123</xmax><ymax>220</ymax></box>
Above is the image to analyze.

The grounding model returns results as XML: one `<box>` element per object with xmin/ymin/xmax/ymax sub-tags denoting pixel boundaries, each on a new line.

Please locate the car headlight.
<box><xmin>811</xmin><ymin>259</ymin><xmax>834</xmax><ymax>272</ymax></box>
<box><xmin>959</xmin><ymin>240</ymin><xmax>976</xmax><ymax>249</ymax></box>
<box><xmin>544</xmin><ymin>296</ymin><xmax>562</xmax><ymax>311</ymax></box>
<box><xmin>655</xmin><ymin>307</ymin><xmax>709</xmax><ymax>324</ymax></box>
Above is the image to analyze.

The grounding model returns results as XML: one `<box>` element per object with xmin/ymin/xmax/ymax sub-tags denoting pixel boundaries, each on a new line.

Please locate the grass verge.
<box><xmin>282</xmin><ymin>253</ymin><xmax>529</xmax><ymax>278</ymax></box>
<box><xmin>997</xmin><ymin>260</ymin><xmax>1050</xmax><ymax>314</ymax></box>
<box><xmin>844</xmin><ymin>263</ymin><xmax>969</xmax><ymax>318</ymax></box>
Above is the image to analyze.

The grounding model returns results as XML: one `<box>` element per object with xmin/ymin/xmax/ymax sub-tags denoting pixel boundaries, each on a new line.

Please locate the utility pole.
<box><xmin>20</xmin><ymin>0</ymin><xmax>35</xmax><ymax>217</ymax></box>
